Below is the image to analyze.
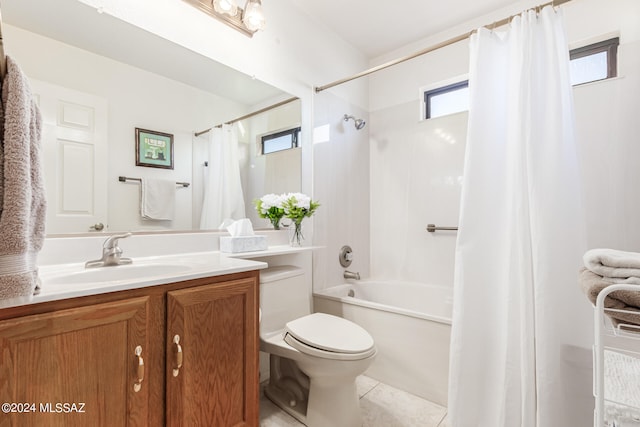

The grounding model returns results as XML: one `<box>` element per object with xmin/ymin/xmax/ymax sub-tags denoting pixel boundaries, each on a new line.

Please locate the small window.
<box><xmin>570</xmin><ymin>37</ymin><xmax>618</xmax><ymax>86</ymax></box>
<box><xmin>261</xmin><ymin>127</ymin><xmax>301</xmax><ymax>154</ymax></box>
<box><xmin>424</xmin><ymin>80</ymin><xmax>469</xmax><ymax>119</ymax></box>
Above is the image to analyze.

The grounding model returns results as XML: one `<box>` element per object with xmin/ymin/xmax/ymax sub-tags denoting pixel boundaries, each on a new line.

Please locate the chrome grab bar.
<box><xmin>426</xmin><ymin>224</ymin><xmax>458</xmax><ymax>233</ymax></box>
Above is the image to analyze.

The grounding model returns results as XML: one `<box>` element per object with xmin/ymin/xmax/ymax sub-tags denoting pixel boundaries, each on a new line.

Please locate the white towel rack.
<box><xmin>593</xmin><ymin>284</ymin><xmax>640</xmax><ymax>426</ymax></box>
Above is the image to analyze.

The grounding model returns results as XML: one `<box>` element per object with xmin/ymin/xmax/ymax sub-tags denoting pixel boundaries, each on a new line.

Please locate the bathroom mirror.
<box><xmin>2</xmin><ymin>0</ymin><xmax>301</xmax><ymax>235</ymax></box>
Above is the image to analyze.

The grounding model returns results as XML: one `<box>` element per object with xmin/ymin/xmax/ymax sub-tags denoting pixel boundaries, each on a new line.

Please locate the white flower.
<box><xmin>259</xmin><ymin>193</ymin><xmax>284</xmax><ymax>213</ymax></box>
<box><xmin>284</xmin><ymin>193</ymin><xmax>311</xmax><ymax>210</ymax></box>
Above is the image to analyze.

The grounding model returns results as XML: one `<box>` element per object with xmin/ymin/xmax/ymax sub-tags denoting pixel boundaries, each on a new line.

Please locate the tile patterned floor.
<box><xmin>260</xmin><ymin>375</ymin><xmax>451</xmax><ymax>427</ymax></box>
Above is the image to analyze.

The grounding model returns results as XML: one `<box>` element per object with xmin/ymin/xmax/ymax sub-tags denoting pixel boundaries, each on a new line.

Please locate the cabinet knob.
<box><xmin>172</xmin><ymin>335</ymin><xmax>183</xmax><ymax>377</ymax></box>
<box><xmin>134</xmin><ymin>345</ymin><xmax>144</xmax><ymax>392</ymax></box>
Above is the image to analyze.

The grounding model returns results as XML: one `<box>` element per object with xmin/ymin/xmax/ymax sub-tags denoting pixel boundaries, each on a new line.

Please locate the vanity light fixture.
<box><xmin>183</xmin><ymin>0</ymin><xmax>265</xmax><ymax>37</ymax></box>
<box><xmin>242</xmin><ymin>0</ymin><xmax>266</xmax><ymax>32</ymax></box>
<box><xmin>213</xmin><ymin>0</ymin><xmax>239</xmax><ymax>16</ymax></box>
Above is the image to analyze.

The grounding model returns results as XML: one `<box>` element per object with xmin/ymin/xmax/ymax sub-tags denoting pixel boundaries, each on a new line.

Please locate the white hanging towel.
<box><xmin>140</xmin><ymin>178</ymin><xmax>175</xmax><ymax>220</ymax></box>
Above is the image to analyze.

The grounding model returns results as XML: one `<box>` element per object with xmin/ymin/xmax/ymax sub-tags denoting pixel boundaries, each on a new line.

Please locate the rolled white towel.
<box><xmin>583</xmin><ymin>248</ymin><xmax>640</xmax><ymax>281</ymax></box>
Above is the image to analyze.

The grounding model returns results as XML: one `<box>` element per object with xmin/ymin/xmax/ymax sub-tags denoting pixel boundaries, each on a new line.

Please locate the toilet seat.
<box><xmin>283</xmin><ymin>313</ymin><xmax>376</xmax><ymax>361</ymax></box>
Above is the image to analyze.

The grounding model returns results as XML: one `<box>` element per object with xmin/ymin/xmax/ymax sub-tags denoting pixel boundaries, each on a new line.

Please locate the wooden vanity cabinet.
<box><xmin>0</xmin><ymin>270</ymin><xmax>260</xmax><ymax>427</ymax></box>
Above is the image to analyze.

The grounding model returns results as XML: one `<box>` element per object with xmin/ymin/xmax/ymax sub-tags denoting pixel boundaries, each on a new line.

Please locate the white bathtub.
<box><xmin>313</xmin><ymin>281</ymin><xmax>452</xmax><ymax>406</ymax></box>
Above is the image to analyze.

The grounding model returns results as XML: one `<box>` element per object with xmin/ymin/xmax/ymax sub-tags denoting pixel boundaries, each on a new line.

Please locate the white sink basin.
<box><xmin>45</xmin><ymin>263</ymin><xmax>193</xmax><ymax>286</ymax></box>
<box><xmin>37</xmin><ymin>254</ymin><xmax>231</xmax><ymax>296</ymax></box>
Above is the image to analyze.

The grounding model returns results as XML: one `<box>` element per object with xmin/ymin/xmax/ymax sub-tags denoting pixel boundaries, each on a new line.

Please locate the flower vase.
<box><xmin>289</xmin><ymin>220</ymin><xmax>304</xmax><ymax>247</ymax></box>
<box><xmin>270</xmin><ymin>217</ymin><xmax>281</xmax><ymax>230</ymax></box>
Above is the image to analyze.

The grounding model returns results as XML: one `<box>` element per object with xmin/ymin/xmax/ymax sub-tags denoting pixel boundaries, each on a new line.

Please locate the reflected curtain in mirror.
<box><xmin>199</xmin><ymin>124</ymin><xmax>246</xmax><ymax>229</ymax></box>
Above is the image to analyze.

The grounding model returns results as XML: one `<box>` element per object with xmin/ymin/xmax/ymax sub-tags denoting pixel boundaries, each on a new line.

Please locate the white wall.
<box><xmin>5</xmin><ymin>24</ymin><xmax>249</xmax><ymax>232</ymax></box>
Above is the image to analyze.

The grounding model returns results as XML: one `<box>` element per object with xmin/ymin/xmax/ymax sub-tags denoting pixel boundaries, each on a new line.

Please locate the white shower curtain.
<box><xmin>199</xmin><ymin>123</ymin><xmax>245</xmax><ymax>229</ymax></box>
<box><xmin>449</xmin><ymin>7</ymin><xmax>590</xmax><ymax>427</ymax></box>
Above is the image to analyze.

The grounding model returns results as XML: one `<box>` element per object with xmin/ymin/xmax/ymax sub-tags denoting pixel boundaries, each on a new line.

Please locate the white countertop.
<box><xmin>0</xmin><ymin>251</ymin><xmax>268</xmax><ymax>311</ymax></box>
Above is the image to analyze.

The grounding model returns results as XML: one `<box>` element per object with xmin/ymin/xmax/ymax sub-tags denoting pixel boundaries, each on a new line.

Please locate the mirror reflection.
<box><xmin>3</xmin><ymin>0</ymin><xmax>301</xmax><ymax>235</ymax></box>
<box><xmin>193</xmin><ymin>99</ymin><xmax>302</xmax><ymax>230</ymax></box>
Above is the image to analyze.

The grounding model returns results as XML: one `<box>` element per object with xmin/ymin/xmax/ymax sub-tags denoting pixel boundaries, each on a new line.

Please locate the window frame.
<box><xmin>423</xmin><ymin>79</ymin><xmax>469</xmax><ymax>120</ymax></box>
<box><xmin>260</xmin><ymin>126</ymin><xmax>301</xmax><ymax>155</ymax></box>
<box><xmin>569</xmin><ymin>37</ymin><xmax>619</xmax><ymax>85</ymax></box>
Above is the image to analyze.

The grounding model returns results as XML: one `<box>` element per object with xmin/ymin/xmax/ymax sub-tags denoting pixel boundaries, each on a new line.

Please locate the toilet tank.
<box><xmin>260</xmin><ymin>265</ymin><xmax>311</xmax><ymax>336</ymax></box>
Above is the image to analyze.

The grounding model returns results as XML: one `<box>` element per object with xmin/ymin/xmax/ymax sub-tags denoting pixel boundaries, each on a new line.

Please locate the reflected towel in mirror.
<box><xmin>140</xmin><ymin>178</ymin><xmax>175</xmax><ymax>220</ymax></box>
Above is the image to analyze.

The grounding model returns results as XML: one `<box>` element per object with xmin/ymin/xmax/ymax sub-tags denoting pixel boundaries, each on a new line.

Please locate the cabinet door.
<box><xmin>166</xmin><ymin>277</ymin><xmax>259</xmax><ymax>427</ymax></box>
<box><xmin>0</xmin><ymin>297</ymin><xmax>149</xmax><ymax>427</ymax></box>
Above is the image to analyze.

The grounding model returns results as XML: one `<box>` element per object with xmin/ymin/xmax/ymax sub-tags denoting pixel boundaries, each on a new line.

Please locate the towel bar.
<box><xmin>426</xmin><ymin>224</ymin><xmax>458</xmax><ymax>232</ymax></box>
<box><xmin>118</xmin><ymin>176</ymin><xmax>190</xmax><ymax>188</ymax></box>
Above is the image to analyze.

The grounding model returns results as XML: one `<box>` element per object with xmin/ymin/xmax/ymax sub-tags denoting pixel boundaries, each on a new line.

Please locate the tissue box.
<box><xmin>219</xmin><ymin>235</ymin><xmax>267</xmax><ymax>253</ymax></box>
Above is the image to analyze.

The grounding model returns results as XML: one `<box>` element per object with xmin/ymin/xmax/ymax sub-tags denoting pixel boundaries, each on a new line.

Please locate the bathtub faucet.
<box><xmin>343</xmin><ymin>270</ymin><xmax>360</xmax><ymax>280</ymax></box>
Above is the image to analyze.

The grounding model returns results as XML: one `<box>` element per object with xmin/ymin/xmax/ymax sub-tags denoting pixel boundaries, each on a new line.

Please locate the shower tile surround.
<box><xmin>260</xmin><ymin>375</ymin><xmax>450</xmax><ymax>427</ymax></box>
<box><xmin>311</xmin><ymin>92</ymin><xmax>371</xmax><ymax>292</ymax></box>
<box><xmin>369</xmin><ymin>104</ymin><xmax>466</xmax><ymax>287</ymax></box>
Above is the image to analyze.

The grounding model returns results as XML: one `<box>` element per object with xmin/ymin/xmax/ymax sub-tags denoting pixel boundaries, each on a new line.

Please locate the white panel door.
<box><xmin>31</xmin><ymin>80</ymin><xmax>108</xmax><ymax>233</ymax></box>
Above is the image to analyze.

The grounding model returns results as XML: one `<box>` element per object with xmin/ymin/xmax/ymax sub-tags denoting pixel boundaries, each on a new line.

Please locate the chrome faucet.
<box><xmin>85</xmin><ymin>232</ymin><xmax>133</xmax><ymax>268</ymax></box>
<box><xmin>343</xmin><ymin>270</ymin><xmax>360</xmax><ymax>280</ymax></box>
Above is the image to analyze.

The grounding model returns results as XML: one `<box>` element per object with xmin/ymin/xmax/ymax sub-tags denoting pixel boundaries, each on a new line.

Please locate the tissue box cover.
<box><xmin>219</xmin><ymin>235</ymin><xmax>267</xmax><ymax>253</ymax></box>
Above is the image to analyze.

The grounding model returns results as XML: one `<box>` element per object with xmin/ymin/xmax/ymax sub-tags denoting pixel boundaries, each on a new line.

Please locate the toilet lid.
<box><xmin>284</xmin><ymin>313</ymin><xmax>375</xmax><ymax>355</ymax></box>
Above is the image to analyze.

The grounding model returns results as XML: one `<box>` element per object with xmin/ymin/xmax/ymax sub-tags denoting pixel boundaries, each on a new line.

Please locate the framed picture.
<box><xmin>135</xmin><ymin>128</ymin><xmax>174</xmax><ymax>169</ymax></box>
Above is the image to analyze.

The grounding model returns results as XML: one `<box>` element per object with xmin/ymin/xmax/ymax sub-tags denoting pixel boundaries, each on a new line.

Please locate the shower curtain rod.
<box><xmin>314</xmin><ymin>0</ymin><xmax>572</xmax><ymax>93</ymax></box>
<box><xmin>194</xmin><ymin>96</ymin><xmax>299</xmax><ymax>137</ymax></box>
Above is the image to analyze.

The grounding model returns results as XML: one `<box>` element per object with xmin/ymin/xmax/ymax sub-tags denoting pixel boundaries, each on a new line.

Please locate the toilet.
<box><xmin>260</xmin><ymin>265</ymin><xmax>376</xmax><ymax>427</ymax></box>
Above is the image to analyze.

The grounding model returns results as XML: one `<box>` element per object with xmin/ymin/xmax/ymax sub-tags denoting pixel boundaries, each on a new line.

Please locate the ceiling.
<box><xmin>289</xmin><ymin>0</ymin><xmax>529</xmax><ymax>58</ymax></box>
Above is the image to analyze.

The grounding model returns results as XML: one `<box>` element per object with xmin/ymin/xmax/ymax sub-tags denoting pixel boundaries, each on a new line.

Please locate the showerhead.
<box><xmin>344</xmin><ymin>114</ymin><xmax>366</xmax><ymax>130</ymax></box>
